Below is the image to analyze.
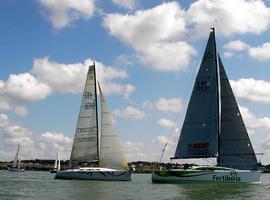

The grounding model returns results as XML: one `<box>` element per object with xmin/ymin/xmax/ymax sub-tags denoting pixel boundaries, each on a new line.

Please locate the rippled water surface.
<box><xmin>0</xmin><ymin>171</ymin><xmax>270</xmax><ymax>200</ymax></box>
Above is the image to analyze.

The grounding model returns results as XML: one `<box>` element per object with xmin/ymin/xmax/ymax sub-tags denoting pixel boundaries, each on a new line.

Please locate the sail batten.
<box><xmin>70</xmin><ymin>64</ymin><xmax>99</xmax><ymax>162</ymax></box>
<box><xmin>174</xmin><ymin>30</ymin><xmax>219</xmax><ymax>158</ymax></box>
<box><xmin>218</xmin><ymin>55</ymin><xmax>258</xmax><ymax>170</ymax></box>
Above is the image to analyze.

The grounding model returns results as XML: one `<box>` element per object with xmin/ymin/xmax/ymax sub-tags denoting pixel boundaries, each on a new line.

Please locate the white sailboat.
<box><xmin>8</xmin><ymin>144</ymin><xmax>24</xmax><ymax>172</ymax></box>
<box><xmin>152</xmin><ymin>28</ymin><xmax>261</xmax><ymax>183</ymax></box>
<box><xmin>50</xmin><ymin>146</ymin><xmax>61</xmax><ymax>173</ymax></box>
<box><xmin>55</xmin><ymin>63</ymin><xmax>132</xmax><ymax>181</ymax></box>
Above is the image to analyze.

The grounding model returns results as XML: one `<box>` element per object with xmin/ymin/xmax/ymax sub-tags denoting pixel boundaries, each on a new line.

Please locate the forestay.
<box><xmin>70</xmin><ymin>65</ymin><xmax>99</xmax><ymax>162</ymax></box>
<box><xmin>174</xmin><ymin>30</ymin><xmax>219</xmax><ymax>158</ymax></box>
<box><xmin>218</xmin><ymin>56</ymin><xmax>258</xmax><ymax>170</ymax></box>
<box><xmin>98</xmin><ymin>83</ymin><xmax>127</xmax><ymax>169</ymax></box>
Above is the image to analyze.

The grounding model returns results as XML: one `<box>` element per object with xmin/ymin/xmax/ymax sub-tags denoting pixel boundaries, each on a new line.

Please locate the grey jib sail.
<box><xmin>70</xmin><ymin>64</ymin><xmax>99</xmax><ymax>162</ymax></box>
<box><xmin>174</xmin><ymin>30</ymin><xmax>219</xmax><ymax>158</ymax></box>
<box><xmin>218</xmin><ymin>56</ymin><xmax>258</xmax><ymax>170</ymax></box>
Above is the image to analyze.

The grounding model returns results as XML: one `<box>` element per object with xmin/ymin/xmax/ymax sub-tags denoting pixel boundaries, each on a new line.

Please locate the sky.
<box><xmin>1</xmin><ymin>0</ymin><xmax>270</xmax><ymax>165</ymax></box>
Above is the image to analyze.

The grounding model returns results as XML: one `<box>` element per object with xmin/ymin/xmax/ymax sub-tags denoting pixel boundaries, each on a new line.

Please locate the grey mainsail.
<box><xmin>174</xmin><ymin>29</ymin><xmax>219</xmax><ymax>158</ymax></box>
<box><xmin>98</xmin><ymin>83</ymin><xmax>127</xmax><ymax>169</ymax></box>
<box><xmin>218</xmin><ymin>56</ymin><xmax>258</xmax><ymax>170</ymax></box>
<box><xmin>70</xmin><ymin>64</ymin><xmax>99</xmax><ymax>162</ymax></box>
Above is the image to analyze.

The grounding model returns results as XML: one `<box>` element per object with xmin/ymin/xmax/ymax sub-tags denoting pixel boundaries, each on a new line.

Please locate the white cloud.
<box><xmin>142</xmin><ymin>100</ymin><xmax>154</xmax><ymax>110</ymax></box>
<box><xmin>157</xmin><ymin>118</ymin><xmax>176</xmax><ymax>128</ymax></box>
<box><xmin>261</xmin><ymin>135</ymin><xmax>270</xmax><ymax>150</ymax></box>
<box><xmin>101</xmin><ymin>83</ymin><xmax>135</xmax><ymax>99</ymax></box>
<box><xmin>153</xmin><ymin>135</ymin><xmax>169</xmax><ymax>145</ymax></box>
<box><xmin>230</xmin><ymin>78</ymin><xmax>270</xmax><ymax>103</ymax></box>
<box><xmin>0</xmin><ymin>113</ymin><xmax>9</xmax><ymax>127</ymax></box>
<box><xmin>138</xmin><ymin>41</ymin><xmax>196</xmax><ymax>71</ymax></box>
<box><xmin>123</xmin><ymin>141</ymin><xmax>147</xmax><ymax>161</ymax></box>
<box><xmin>0</xmin><ymin>73</ymin><xmax>52</xmax><ymax>103</ymax></box>
<box><xmin>249</xmin><ymin>42</ymin><xmax>270</xmax><ymax>60</ymax></box>
<box><xmin>113</xmin><ymin>106</ymin><xmax>146</xmax><ymax>119</ymax></box>
<box><xmin>112</xmin><ymin>0</ymin><xmax>137</xmax><ymax>10</ymax></box>
<box><xmin>223</xmin><ymin>40</ymin><xmax>250</xmax><ymax>51</ymax></box>
<box><xmin>40</xmin><ymin>131</ymin><xmax>73</xmax><ymax>145</ymax></box>
<box><xmin>223</xmin><ymin>52</ymin><xmax>233</xmax><ymax>58</ymax></box>
<box><xmin>239</xmin><ymin>106</ymin><xmax>270</xmax><ymax>135</ymax></box>
<box><xmin>103</xmin><ymin>2</ymin><xmax>196</xmax><ymax>71</ymax></box>
<box><xmin>39</xmin><ymin>0</ymin><xmax>95</xmax><ymax>29</ymax></box>
<box><xmin>32</xmin><ymin>57</ymin><xmax>133</xmax><ymax>98</ymax></box>
<box><xmin>0</xmin><ymin>57</ymin><xmax>134</xmax><ymax>116</ymax></box>
<box><xmin>155</xmin><ymin>97</ymin><xmax>183</xmax><ymax>113</ymax></box>
<box><xmin>185</xmin><ymin>0</ymin><xmax>270</xmax><ymax>37</ymax></box>
<box><xmin>14</xmin><ymin>106</ymin><xmax>28</xmax><ymax>117</ymax></box>
<box><xmin>0</xmin><ymin>113</ymin><xmax>72</xmax><ymax>160</ymax></box>
<box><xmin>152</xmin><ymin>127</ymin><xmax>180</xmax><ymax>161</ymax></box>
<box><xmin>3</xmin><ymin>124</ymin><xmax>34</xmax><ymax>148</ymax></box>
<box><xmin>114</xmin><ymin>54</ymin><xmax>133</xmax><ymax>67</ymax></box>
<box><xmin>39</xmin><ymin>132</ymin><xmax>73</xmax><ymax>159</ymax></box>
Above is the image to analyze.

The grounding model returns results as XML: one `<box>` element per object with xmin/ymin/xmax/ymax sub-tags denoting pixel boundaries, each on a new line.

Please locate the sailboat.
<box><xmin>152</xmin><ymin>28</ymin><xmax>261</xmax><ymax>183</ymax></box>
<box><xmin>8</xmin><ymin>144</ymin><xmax>24</xmax><ymax>172</ymax></box>
<box><xmin>50</xmin><ymin>146</ymin><xmax>61</xmax><ymax>173</ymax></box>
<box><xmin>55</xmin><ymin>63</ymin><xmax>132</xmax><ymax>181</ymax></box>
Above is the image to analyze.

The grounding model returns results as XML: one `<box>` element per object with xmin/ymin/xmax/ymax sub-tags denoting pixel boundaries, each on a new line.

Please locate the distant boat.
<box><xmin>55</xmin><ymin>63</ymin><xmax>132</xmax><ymax>181</ymax></box>
<box><xmin>50</xmin><ymin>146</ymin><xmax>61</xmax><ymax>173</ymax></box>
<box><xmin>152</xmin><ymin>28</ymin><xmax>260</xmax><ymax>183</ymax></box>
<box><xmin>8</xmin><ymin>144</ymin><xmax>24</xmax><ymax>172</ymax></box>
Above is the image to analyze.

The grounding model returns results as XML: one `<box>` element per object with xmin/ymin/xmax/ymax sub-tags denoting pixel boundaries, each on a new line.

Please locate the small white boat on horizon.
<box><xmin>8</xmin><ymin>144</ymin><xmax>25</xmax><ymax>172</ymax></box>
<box><xmin>50</xmin><ymin>146</ymin><xmax>61</xmax><ymax>173</ymax></box>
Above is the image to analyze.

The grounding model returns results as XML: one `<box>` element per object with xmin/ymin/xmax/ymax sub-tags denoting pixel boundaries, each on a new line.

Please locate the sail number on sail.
<box><xmin>188</xmin><ymin>142</ymin><xmax>209</xmax><ymax>154</ymax></box>
<box><xmin>195</xmin><ymin>81</ymin><xmax>210</xmax><ymax>92</ymax></box>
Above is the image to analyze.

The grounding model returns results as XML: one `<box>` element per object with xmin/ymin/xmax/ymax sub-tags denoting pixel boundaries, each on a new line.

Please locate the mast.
<box><xmin>212</xmin><ymin>27</ymin><xmax>221</xmax><ymax>166</ymax></box>
<box><xmin>93</xmin><ymin>62</ymin><xmax>99</xmax><ymax>164</ymax></box>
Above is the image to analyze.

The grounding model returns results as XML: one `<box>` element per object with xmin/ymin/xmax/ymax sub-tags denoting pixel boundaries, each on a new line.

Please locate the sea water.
<box><xmin>0</xmin><ymin>171</ymin><xmax>270</xmax><ymax>200</ymax></box>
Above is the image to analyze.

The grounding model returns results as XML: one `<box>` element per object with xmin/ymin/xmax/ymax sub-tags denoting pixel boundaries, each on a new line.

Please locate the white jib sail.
<box><xmin>98</xmin><ymin>83</ymin><xmax>127</xmax><ymax>170</ymax></box>
<box><xmin>70</xmin><ymin>65</ymin><xmax>99</xmax><ymax>162</ymax></box>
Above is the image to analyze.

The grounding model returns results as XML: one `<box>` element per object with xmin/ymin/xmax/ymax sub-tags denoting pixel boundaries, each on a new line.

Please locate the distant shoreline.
<box><xmin>2</xmin><ymin>160</ymin><xmax>270</xmax><ymax>173</ymax></box>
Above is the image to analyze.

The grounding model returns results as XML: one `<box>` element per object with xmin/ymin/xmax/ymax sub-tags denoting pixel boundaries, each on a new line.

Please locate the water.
<box><xmin>0</xmin><ymin>171</ymin><xmax>270</xmax><ymax>200</ymax></box>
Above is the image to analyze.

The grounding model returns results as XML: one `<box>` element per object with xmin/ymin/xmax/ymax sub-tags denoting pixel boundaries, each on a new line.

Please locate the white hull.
<box><xmin>152</xmin><ymin>169</ymin><xmax>260</xmax><ymax>183</ymax></box>
<box><xmin>55</xmin><ymin>167</ymin><xmax>132</xmax><ymax>181</ymax></box>
<box><xmin>8</xmin><ymin>168</ymin><xmax>24</xmax><ymax>172</ymax></box>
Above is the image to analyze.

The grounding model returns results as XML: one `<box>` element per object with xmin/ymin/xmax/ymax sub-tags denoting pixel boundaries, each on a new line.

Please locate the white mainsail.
<box><xmin>70</xmin><ymin>65</ymin><xmax>99</xmax><ymax>162</ymax></box>
<box><xmin>98</xmin><ymin>83</ymin><xmax>127</xmax><ymax>169</ymax></box>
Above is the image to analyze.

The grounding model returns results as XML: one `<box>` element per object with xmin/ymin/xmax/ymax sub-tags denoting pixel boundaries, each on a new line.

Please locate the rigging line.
<box><xmin>159</xmin><ymin>54</ymin><xmax>201</xmax><ymax>163</ymax></box>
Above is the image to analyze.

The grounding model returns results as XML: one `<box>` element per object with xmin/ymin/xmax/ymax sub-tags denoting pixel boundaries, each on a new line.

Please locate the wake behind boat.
<box><xmin>55</xmin><ymin>63</ymin><xmax>132</xmax><ymax>181</ymax></box>
<box><xmin>152</xmin><ymin>28</ymin><xmax>260</xmax><ymax>184</ymax></box>
<box><xmin>8</xmin><ymin>144</ymin><xmax>24</xmax><ymax>172</ymax></box>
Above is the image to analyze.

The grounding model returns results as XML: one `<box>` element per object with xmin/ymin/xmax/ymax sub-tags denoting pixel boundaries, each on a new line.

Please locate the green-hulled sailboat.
<box><xmin>152</xmin><ymin>28</ymin><xmax>260</xmax><ymax>183</ymax></box>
